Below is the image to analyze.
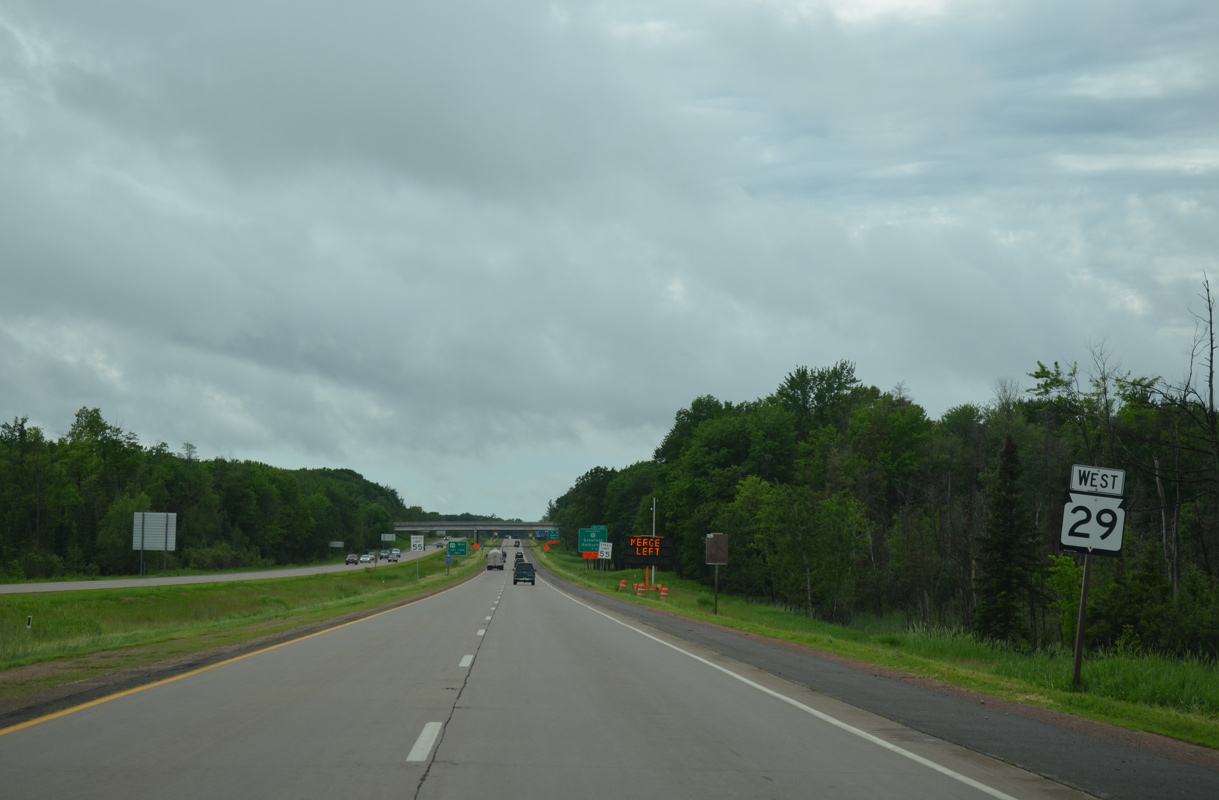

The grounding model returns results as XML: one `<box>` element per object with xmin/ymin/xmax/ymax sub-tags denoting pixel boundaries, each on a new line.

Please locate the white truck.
<box><xmin>486</xmin><ymin>549</ymin><xmax>506</xmax><ymax>570</ymax></box>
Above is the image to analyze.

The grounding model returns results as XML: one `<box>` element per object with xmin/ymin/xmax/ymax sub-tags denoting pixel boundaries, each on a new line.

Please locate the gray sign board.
<box><xmin>132</xmin><ymin>512</ymin><xmax>177</xmax><ymax>551</ymax></box>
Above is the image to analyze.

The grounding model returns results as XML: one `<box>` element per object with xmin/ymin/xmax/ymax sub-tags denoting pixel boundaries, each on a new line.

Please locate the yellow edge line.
<box><xmin>0</xmin><ymin>581</ymin><xmax>462</xmax><ymax>737</ymax></box>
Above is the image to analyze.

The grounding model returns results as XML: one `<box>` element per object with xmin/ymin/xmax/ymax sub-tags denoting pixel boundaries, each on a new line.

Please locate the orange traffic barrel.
<box><xmin>659</xmin><ymin>586</ymin><xmax>669</xmax><ymax>599</ymax></box>
<box><xmin>619</xmin><ymin>579</ymin><xmax>628</xmax><ymax>591</ymax></box>
<box><xmin>636</xmin><ymin>583</ymin><xmax>646</xmax><ymax>597</ymax></box>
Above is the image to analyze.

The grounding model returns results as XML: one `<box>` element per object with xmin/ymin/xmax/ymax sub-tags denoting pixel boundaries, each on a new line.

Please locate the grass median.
<box><xmin>0</xmin><ymin>552</ymin><xmax>482</xmax><ymax>702</ymax></box>
<box><xmin>534</xmin><ymin>546</ymin><xmax>1219</xmax><ymax>750</ymax></box>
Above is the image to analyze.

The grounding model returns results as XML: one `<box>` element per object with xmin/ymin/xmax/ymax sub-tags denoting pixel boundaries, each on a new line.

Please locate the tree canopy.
<box><xmin>0</xmin><ymin>410</ymin><xmax>461</xmax><ymax>578</ymax></box>
<box><xmin>548</xmin><ymin>334</ymin><xmax>1219</xmax><ymax>657</ymax></box>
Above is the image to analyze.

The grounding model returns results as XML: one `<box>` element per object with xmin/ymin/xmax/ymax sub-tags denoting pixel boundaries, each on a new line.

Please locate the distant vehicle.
<box><xmin>391</xmin><ymin>548</ymin><xmax>401</xmax><ymax>555</ymax></box>
<box><xmin>387</xmin><ymin>552</ymin><xmax>399</xmax><ymax>563</ymax></box>
<box><xmin>345</xmin><ymin>554</ymin><xmax>359</xmax><ymax>565</ymax></box>
<box><xmin>513</xmin><ymin>562</ymin><xmax>535</xmax><ymax>585</ymax></box>
<box><xmin>514</xmin><ymin>540</ymin><xmax>521</xmax><ymax>547</ymax></box>
<box><xmin>515</xmin><ymin>552</ymin><xmax>525</xmax><ymax>561</ymax></box>
<box><xmin>359</xmin><ymin>554</ymin><xmax>373</xmax><ymax>563</ymax></box>
<box><xmin>379</xmin><ymin>550</ymin><xmax>390</xmax><ymax>560</ymax></box>
<box><xmin>486</xmin><ymin>549</ymin><xmax>506</xmax><ymax>570</ymax></box>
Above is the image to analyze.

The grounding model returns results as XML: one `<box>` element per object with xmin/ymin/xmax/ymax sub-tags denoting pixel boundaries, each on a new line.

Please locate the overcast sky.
<box><xmin>2</xmin><ymin>1</ymin><xmax>1217</xmax><ymax>520</ymax></box>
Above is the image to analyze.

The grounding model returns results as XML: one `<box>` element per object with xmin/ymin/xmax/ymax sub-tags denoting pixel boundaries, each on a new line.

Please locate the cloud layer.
<box><xmin>3</xmin><ymin>1</ymin><xmax>1217</xmax><ymax>518</ymax></box>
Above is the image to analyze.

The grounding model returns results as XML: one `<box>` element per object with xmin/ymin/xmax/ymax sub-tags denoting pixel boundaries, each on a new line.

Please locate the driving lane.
<box><xmin>0</xmin><ymin>570</ymin><xmax>508</xmax><ymax>799</ymax></box>
<box><xmin>419</xmin><ymin>570</ymin><xmax>1087</xmax><ymax>800</ymax></box>
<box><xmin>2</xmin><ymin>551</ymin><xmax>1093</xmax><ymax>799</ymax></box>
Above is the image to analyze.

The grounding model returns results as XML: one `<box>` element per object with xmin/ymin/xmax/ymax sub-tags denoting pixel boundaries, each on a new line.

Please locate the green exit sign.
<box><xmin>578</xmin><ymin>526</ymin><xmax>607</xmax><ymax>553</ymax></box>
<box><xmin>448</xmin><ymin>541</ymin><xmax>468</xmax><ymax>557</ymax></box>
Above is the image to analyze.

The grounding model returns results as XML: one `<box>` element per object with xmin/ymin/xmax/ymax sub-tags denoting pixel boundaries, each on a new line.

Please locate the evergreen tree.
<box><xmin>973</xmin><ymin>435</ymin><xmax>1044</xmax><ymax>645</ymax></box>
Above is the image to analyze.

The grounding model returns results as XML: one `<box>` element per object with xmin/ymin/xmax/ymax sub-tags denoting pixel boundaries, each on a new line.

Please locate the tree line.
<box><xmin>0</xmin><ymin>407</ymin><xmax>470</xmax><ymax>579</ymax></box>
<box><xmin>547</xmin><ymin>292</ymin><xmax>1219</xmax><ymax>659</ymax></box>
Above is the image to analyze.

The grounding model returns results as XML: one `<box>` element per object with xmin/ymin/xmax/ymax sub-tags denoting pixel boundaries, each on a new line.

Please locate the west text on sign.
<box><xmin>1069</xmin><ymin>465</ymin><xmax>1125</xmax><ymax>496</ymax></box>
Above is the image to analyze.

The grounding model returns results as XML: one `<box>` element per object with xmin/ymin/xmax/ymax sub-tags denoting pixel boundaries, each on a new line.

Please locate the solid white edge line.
<box><xmin>547</xmin><ymin>583</ymin><xmax>1021</xmax><ymax>800</ymax></box>
<box><xmin>406</xmin><ymin>721</ymin><xmax>443</xmax><ymax>762</ymax></box>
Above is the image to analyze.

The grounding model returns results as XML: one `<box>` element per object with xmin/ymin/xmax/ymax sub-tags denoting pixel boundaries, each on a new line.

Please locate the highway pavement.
<box><xmin>0</xmin><ymin>540</ymin><xmax>458</xmax><ymax>595</ymax></box>
<box><xmin>1</xmin><ymin>541</ymin><xmax>1215</xmax><ymax>799</ymax></box>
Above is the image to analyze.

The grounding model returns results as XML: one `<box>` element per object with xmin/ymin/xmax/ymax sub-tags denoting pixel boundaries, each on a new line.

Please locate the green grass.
<box><xmin>0</xmin><ymin>552</ymin><xmax>482</xmax><ymax>700</ymax></box>
<box><xmin>535</xmin><ymin>547</ymin><xmax>1219</xmax><ymax>750</ymax></box>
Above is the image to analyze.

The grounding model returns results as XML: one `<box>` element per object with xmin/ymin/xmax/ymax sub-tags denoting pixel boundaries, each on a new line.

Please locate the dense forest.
<box><xmin>547</xmin><ymin>298</ymin><xmax>1219</xmax><ymax>659</ymax></box>
<box><xmin>0</xmin><ymin>408</ymin><xmax>483</xmax><ymax>579</ymax></box>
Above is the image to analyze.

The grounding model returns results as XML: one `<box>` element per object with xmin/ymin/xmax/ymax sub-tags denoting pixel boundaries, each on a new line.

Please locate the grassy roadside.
<box><xmin>0</xmin><ymin>552</ymin><xmax>483</xmax><ymax>701</ymax></box>
<box><xmin>533</xmin><ymin>546</ymin><xmax>1219</xmax><ymax>750</ymax></box>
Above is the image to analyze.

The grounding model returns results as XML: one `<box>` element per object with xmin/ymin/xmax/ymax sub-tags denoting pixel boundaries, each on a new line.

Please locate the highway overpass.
<box><xmin>392</xmin><ymin>520</ymin><xmax>556</xmax><ymax>534</ymax></box>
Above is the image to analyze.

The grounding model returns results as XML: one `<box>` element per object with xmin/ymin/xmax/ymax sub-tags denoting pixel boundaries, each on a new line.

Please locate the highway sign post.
<box><xmin>1060</xmin><ymin>464</ymin><xmax>1126</xmax><ymax>556</ymax></box>
<box><xmin>579</xmin><ymin>527</ymin><xmax>607</xmax><ymax>569</ymax></box>
<box><xmin>706</xmin><ymin>533</ymin><xmax>728</xmax><ymax>614</ymax></box>
<box><xmin>133</xmin><ymin>512</ymin><xmax>177</xmax><ymax>576</ymax></box>
<box><xmin>446</xmin><ymin>540</ymin><xmax>466</xmax><ymax>576</ymax></box>
<box><xmin>1061</xmin><ymin>465</ymin><xmax>1126</xmax><ymax>687</ymax></box>
<box><xmin>411</xmin><ymin>535</ymin><xmax>424</xmax><ymax>578</ymax></box>
<box><xmin>597</xmin><ymin>541</ymin><xmax>613</xmax><ymax>582</ymax></box>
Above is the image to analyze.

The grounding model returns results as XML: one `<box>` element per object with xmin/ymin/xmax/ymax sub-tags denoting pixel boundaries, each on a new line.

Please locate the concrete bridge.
<box><xmin>392</xmin><ymin>520</ymin><xmax>557</xmax><ymax>534</ymax></box>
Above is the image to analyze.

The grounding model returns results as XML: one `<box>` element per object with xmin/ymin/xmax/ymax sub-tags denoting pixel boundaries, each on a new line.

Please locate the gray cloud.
<box><xmin>2</xmin><ymin>1</ymin><xmax>1218</xmax><ymax>518</ymax></box>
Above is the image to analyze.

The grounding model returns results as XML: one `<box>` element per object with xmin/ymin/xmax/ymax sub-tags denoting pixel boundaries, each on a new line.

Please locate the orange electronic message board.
<box><xmin>624</xmin><ymin>536</ymin><xmax>673</xmax><ymax>567</ymax></box>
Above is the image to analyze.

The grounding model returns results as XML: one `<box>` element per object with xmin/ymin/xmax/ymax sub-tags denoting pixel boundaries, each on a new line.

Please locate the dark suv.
<box><xmin>513</xmin><ymin>561</ymin><xmax>535</xmax><ymax>585</ymax></box>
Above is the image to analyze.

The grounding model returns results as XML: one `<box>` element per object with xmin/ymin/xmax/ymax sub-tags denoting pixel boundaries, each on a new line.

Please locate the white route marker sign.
<box><xmin>1061</xmin><ymin>465</ymin><xmax>1126</xmax><ymax>555</ymax></box>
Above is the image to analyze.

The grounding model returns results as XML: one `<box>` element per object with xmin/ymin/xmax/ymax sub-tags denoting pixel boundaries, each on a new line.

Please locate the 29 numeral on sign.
<box><xmin>1060</xmin><ymin>492</ymin><xmax>1126</xmax><ymax>554</ymax></box>
<box><xmin>1065</xmin><ymin>505</ymin><xmax>1119</xmax><ymax>540</ymax></box>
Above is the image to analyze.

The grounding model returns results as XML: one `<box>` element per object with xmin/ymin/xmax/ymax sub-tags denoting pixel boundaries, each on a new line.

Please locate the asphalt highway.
<box><xmin>0</xmin><ymin>540</ymin><xmax>458</xmax><ymax>595</ymax></box>
<box><xmin>1</xmin><ymin>542</ymin><xmax>1215</xmax><ymax>799</ymax></box>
